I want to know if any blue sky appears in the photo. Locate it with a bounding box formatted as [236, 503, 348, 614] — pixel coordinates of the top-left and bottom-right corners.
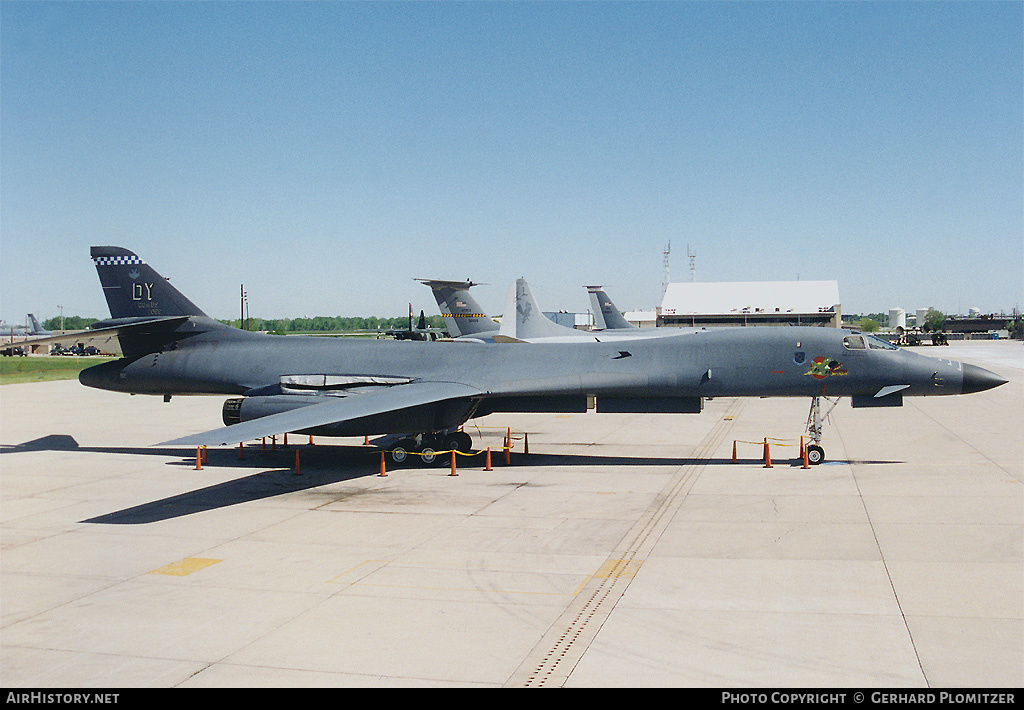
[2, 1, 1021, 323]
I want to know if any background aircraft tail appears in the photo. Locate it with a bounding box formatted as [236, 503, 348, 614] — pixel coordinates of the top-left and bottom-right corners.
[26, 314, 48, 334]
[416, 279, 494, 337]
[587, 287, 639, 330]
[91, 246, 207, 320]
[498, 278, 583, 341]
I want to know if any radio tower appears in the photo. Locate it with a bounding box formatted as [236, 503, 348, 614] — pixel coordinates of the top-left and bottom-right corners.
[662, 242, 671, 298]
[687, 244, 696, 282]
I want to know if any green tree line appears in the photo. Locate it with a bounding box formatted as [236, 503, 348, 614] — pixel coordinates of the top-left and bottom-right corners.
[221, 315, 447, 334]
[41, 316, 97, 331]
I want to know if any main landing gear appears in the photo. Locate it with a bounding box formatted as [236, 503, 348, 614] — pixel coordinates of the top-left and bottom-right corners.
[804, 396, 839, 465]
[389, 431, 473, 466]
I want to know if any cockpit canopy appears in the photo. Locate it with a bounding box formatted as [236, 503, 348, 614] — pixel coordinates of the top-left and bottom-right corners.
[844, 333, 897, 351]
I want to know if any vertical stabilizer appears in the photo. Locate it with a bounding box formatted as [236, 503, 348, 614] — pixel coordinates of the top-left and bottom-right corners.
[498, 278, 583, 341]
[416, 279, 494, 337]
[26, 314, 49, 335]
[90, 247, 206, 320]
[587, 287, 639, 330]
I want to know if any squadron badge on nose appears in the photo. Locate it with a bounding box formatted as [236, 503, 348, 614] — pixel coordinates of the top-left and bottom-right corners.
[805, 357, 847, 379]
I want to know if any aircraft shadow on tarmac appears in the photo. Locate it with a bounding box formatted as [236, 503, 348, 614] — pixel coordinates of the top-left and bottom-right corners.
[2, 435, 902, 525]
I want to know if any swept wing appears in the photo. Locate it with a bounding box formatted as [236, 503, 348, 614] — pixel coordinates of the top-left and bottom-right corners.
[160, 380, 483, 447]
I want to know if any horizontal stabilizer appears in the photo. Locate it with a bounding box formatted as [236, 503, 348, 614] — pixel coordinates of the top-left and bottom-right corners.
[4, 316, 191, 352]
[491, 334, 528, 344]
[158, 381, 483, 447]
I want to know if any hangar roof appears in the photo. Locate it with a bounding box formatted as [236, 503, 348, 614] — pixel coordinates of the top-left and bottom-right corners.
[660, 281, 840, 316]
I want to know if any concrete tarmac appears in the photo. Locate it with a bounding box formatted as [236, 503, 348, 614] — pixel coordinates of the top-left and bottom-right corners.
[1, 341, 1020, 687]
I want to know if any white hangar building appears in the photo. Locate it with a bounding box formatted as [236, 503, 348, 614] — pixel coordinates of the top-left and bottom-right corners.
[657, 280, 841, 328]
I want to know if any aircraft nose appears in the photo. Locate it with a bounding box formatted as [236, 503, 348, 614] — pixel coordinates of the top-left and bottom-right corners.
[961, 363, 1008, 394]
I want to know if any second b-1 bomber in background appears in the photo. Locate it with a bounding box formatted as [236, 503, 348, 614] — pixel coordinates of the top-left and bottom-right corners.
[72, 247, 1005, 466]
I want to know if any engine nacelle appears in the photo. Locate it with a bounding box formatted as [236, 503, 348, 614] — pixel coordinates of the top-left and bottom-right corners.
[222, 395, 324, 425]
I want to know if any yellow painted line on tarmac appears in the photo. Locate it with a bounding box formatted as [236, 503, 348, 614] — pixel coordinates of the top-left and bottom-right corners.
[149, 557, 222, 577]
[358, 581, 589, 597]
[568, 576, 592, 596]
[567, 560, 643, 595]
[593, 559, 642, 580]
[329, 559, 390, 583]
[329, 559, 642, 597]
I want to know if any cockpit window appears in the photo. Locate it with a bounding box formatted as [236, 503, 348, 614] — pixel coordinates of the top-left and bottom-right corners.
[866, 334, 897, 350]
[843, 335, 867, 350]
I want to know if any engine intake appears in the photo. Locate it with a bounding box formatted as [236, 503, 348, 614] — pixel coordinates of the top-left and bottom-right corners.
[222, 397, 243, 425]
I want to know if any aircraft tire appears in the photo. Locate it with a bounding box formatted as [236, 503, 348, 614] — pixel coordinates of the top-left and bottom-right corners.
[806, 445, 825, 466]
[443, 432, 473, 454]
[418, 446, 440, 466]
[391, 438, 418, 465]
[390, 445, 410, 465]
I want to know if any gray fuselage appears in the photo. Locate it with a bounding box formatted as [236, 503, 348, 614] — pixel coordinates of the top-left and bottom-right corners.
[80, 320, 978, 403]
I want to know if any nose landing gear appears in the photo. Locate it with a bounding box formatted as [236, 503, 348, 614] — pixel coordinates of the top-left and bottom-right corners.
[804, 396, 839, 465]
[804, 443, 825, 466]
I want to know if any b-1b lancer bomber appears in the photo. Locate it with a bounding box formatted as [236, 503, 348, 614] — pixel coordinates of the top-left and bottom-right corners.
[76, 247, 1006, 465]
